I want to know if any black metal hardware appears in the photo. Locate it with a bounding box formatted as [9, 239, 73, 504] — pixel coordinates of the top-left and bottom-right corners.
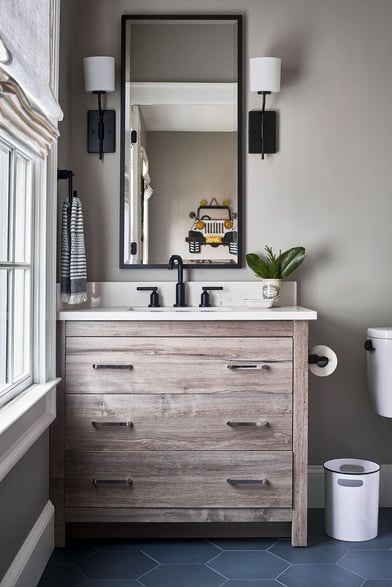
[308, 354, 329, 368]
[130, 242, 137, 255]
[248, 90, 277, 160]
[168, 255, 186, 307]
[227, 478, 268, 486]
[137, 286, 160, 307]
[227, 364, 270, 370]
[87, 91, 115, 159]
[57, 169, 74, 205]
[93, 478, 133, 486]
[92, 421, 133, 428]
[131, 130, 137, 144]
[364, 339, 376, 352]
[199, 286, 224, 307]
[92, 364, 133, 370]
[227, 420, 268, 428]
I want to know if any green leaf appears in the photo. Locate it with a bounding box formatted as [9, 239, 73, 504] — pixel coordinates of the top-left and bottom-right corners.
[279, 247, 305, 278]
[245, 253, 270, 278]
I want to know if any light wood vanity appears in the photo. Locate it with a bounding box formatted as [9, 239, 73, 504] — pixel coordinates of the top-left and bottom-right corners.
[52, 310, 314, 547]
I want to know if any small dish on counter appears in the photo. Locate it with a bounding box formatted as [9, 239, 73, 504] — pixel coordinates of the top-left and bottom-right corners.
[244, 299, 274, 308]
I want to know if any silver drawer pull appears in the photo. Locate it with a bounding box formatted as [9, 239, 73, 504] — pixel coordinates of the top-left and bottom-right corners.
[227, 478, 269, 486]
[91, 421, 133, 428]
[93, 478, 133, 486]
[227, 364, 270, 370]
[227, 420, 269, 428]
[92, 364, 133, 370]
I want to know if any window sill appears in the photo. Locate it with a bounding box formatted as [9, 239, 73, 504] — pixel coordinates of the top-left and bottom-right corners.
[0, 379, 60, 482]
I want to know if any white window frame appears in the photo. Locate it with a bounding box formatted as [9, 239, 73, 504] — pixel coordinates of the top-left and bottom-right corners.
[0, 136, 34, 408]
[0, 126, 59, 481]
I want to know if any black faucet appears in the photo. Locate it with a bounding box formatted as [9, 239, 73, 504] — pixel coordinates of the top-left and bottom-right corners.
[168, 254, 186, 307]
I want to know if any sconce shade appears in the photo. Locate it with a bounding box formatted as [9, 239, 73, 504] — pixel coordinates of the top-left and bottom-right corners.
[83, 56, 115, 93]
[250, 57, 281, 93]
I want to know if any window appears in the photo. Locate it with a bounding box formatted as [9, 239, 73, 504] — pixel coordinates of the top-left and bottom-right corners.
[0, 137, 34, 408]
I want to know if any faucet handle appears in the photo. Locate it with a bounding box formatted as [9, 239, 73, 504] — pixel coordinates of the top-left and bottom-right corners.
[199, 286, 223, 308]
[136, 286, 160, 308]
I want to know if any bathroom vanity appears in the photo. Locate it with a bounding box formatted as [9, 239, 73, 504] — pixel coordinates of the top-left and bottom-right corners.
[52, 302, 316, 547]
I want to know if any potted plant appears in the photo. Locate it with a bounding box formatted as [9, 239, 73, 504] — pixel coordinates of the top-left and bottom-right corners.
[246, 245, 305, 306]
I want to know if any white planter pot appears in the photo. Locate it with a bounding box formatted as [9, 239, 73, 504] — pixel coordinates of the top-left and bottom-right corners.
[261, 279, 282, 307]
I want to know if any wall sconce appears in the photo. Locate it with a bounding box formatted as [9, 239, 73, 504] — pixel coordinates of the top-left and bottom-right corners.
[248, 57, 281, 159]
[83, 56, 116, 160]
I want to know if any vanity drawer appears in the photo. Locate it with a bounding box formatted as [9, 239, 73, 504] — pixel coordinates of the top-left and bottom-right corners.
[66, 392, 292, 451]
[65, 451, 292, 509]
[65, 336, 292, 394]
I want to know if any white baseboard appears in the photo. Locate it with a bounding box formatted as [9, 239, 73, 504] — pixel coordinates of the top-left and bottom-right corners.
[0, 501, 54, 587]
[308, 464, 392, 508]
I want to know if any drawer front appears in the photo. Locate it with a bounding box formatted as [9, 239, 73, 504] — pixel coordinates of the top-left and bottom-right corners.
[66, 393, 292, 451]
[65, 451, 292, 508]
[65, 337, 292, 394]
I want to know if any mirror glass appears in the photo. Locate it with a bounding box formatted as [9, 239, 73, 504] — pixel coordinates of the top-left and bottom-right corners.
[120, 15, 242, 268]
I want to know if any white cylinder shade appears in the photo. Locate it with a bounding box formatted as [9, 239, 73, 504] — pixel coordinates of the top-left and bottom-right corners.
[250, 57, 281, 93]
[83, 56, 115, 92]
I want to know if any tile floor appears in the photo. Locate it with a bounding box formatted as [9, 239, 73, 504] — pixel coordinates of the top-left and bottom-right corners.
[38, 509, 392, 587]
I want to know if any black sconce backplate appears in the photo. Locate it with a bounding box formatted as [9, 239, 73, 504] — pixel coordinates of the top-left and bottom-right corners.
[248, 110, 277, 155]
[87, 110, 116, 154]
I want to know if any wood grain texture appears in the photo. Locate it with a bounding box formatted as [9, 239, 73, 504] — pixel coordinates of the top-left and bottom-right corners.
[66, 320, 294, 338]
[66, 392, 292, 451]
[65, 337, 292, 394]
[65, 450, 292, 509]
[52, 318, 310, 546]
[292, 320, 308, 547]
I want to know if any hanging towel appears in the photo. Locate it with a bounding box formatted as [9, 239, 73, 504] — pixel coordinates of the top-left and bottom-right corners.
[60, 195, 87, 304]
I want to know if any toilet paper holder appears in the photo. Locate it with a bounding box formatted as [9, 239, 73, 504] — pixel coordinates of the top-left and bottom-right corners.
[308, 353, 329, 368]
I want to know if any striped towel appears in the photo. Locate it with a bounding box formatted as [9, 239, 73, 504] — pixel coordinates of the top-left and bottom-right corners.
[60, 196, 87, 304]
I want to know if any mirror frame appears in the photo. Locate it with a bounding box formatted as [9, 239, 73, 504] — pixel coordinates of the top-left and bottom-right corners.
[119, 14, 243, 269]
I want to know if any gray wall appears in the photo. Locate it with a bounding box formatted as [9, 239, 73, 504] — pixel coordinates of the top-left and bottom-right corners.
[58, 0, 392, 466]
[0, 433, 49, 581]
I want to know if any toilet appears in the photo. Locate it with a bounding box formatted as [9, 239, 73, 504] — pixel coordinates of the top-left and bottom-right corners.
[365, 327, 392, 417]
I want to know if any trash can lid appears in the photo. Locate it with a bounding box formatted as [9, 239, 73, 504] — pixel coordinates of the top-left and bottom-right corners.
[367, 327, 392, 339]
[324, 458, 380, 475]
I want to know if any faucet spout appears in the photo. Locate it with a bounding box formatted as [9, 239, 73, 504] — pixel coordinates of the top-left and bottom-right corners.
[168, 255, 186, 307]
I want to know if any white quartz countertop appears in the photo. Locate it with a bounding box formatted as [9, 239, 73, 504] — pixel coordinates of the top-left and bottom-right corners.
[57, 306, 317, 321]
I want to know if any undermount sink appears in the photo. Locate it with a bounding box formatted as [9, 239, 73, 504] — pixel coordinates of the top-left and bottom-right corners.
[128, 306, 231, 312]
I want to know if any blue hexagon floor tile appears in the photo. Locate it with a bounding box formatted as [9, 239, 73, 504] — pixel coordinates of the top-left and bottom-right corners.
[223, 582, 279, 586]
[363, 582, 392, 587]
[142, 539, 220, 563]
[141, 564, 225, 587]
[76, 550, 156, 579]
[37, 510, 392, 587]
[48, 544, 97, 565]
[37, 564, 87, 587]
[92, 539, 151, 552]
[208, 551, 289, 580]
[82, 581, 141, 587]
[279, 563, 364, 587]
[209, 538, 277, 550]
[339, 551, 392, 579]
[269, 536, 348, 563]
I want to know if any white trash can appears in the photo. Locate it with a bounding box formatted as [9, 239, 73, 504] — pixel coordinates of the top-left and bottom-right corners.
[324, 458, 380, 541]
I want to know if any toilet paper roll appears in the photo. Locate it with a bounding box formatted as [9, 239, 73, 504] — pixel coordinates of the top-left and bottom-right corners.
[309, 345, 338, 377]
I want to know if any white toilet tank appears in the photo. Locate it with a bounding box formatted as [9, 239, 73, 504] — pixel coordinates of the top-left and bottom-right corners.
[366, 327, 392, 417]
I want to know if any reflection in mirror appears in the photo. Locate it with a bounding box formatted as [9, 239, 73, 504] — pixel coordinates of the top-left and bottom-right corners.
[120, 15, 242, 268]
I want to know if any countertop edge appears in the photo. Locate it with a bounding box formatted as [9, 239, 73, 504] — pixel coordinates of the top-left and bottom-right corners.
[57, 306, 317, 321]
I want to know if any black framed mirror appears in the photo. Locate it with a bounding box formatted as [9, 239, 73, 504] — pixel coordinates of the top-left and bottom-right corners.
[120, 14, 243, 268]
